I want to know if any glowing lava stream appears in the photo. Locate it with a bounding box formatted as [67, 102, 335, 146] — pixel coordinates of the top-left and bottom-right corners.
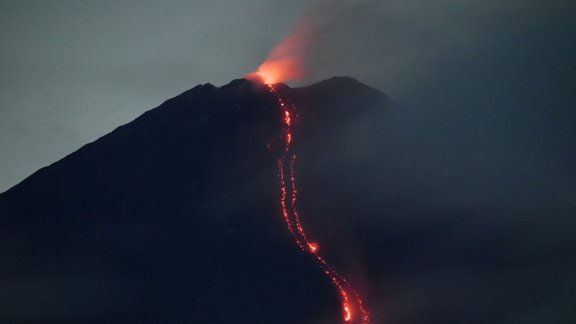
[267, 84, 370, 324]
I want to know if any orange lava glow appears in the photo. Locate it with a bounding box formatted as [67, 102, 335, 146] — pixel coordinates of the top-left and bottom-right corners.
[246, 21, 313, 84]
[344, 305, 352, 321]
[248, 58, 304, 85]
[267, 84, 371, 323]
[308, 242, 319, 253]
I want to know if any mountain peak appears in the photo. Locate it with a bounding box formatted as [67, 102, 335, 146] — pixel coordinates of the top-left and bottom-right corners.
[0, 76, 397, 322]
[296, 76, 380, 93]
[317, 75, 362, 85]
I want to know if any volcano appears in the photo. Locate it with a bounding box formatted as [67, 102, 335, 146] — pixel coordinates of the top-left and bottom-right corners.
[0, 77, 398, 323]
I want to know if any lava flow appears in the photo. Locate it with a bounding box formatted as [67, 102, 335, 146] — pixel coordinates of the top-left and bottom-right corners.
[266, 83, 371, 324]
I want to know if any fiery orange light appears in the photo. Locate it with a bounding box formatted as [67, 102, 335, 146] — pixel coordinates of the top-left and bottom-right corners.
[344, 305, 352, 322]
[308, 242, 319, 253]
[246, 21, 313, 84]
[249, 58, 304, 85]
[267, 84, 371, 323]
[284, 110, 291, 126]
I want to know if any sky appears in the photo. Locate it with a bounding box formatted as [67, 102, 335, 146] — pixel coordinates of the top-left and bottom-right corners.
[0, 0, 574, 192]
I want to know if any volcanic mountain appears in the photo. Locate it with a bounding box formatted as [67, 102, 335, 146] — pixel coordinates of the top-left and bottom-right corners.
[0, 77, 398, 323]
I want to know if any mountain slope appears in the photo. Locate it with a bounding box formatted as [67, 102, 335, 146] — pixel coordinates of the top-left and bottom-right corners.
[0, 77, 396, 323]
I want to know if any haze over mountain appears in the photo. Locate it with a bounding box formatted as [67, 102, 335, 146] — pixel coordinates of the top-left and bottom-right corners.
[1, 77, 574, 323]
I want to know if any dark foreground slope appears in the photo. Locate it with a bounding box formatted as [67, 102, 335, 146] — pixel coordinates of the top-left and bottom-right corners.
[0, 77, 396, 323]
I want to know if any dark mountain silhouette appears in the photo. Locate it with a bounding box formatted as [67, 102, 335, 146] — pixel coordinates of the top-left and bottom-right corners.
[0, 77, 397, 323]
[2, 76, 574, 324]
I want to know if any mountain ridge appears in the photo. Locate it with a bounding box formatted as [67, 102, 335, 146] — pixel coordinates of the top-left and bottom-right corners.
[0, 76, 395, 323]
[2, 76, 394, 196]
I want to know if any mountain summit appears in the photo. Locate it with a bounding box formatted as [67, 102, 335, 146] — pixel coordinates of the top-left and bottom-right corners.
[0, 77, 396, 323]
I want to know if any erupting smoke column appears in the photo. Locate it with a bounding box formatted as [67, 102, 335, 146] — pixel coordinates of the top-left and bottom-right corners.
[246, 21, 313, 85]
[266, 84, 371, 324]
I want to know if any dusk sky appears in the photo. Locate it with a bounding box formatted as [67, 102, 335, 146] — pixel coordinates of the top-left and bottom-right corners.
[2, 0, 573, 192]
